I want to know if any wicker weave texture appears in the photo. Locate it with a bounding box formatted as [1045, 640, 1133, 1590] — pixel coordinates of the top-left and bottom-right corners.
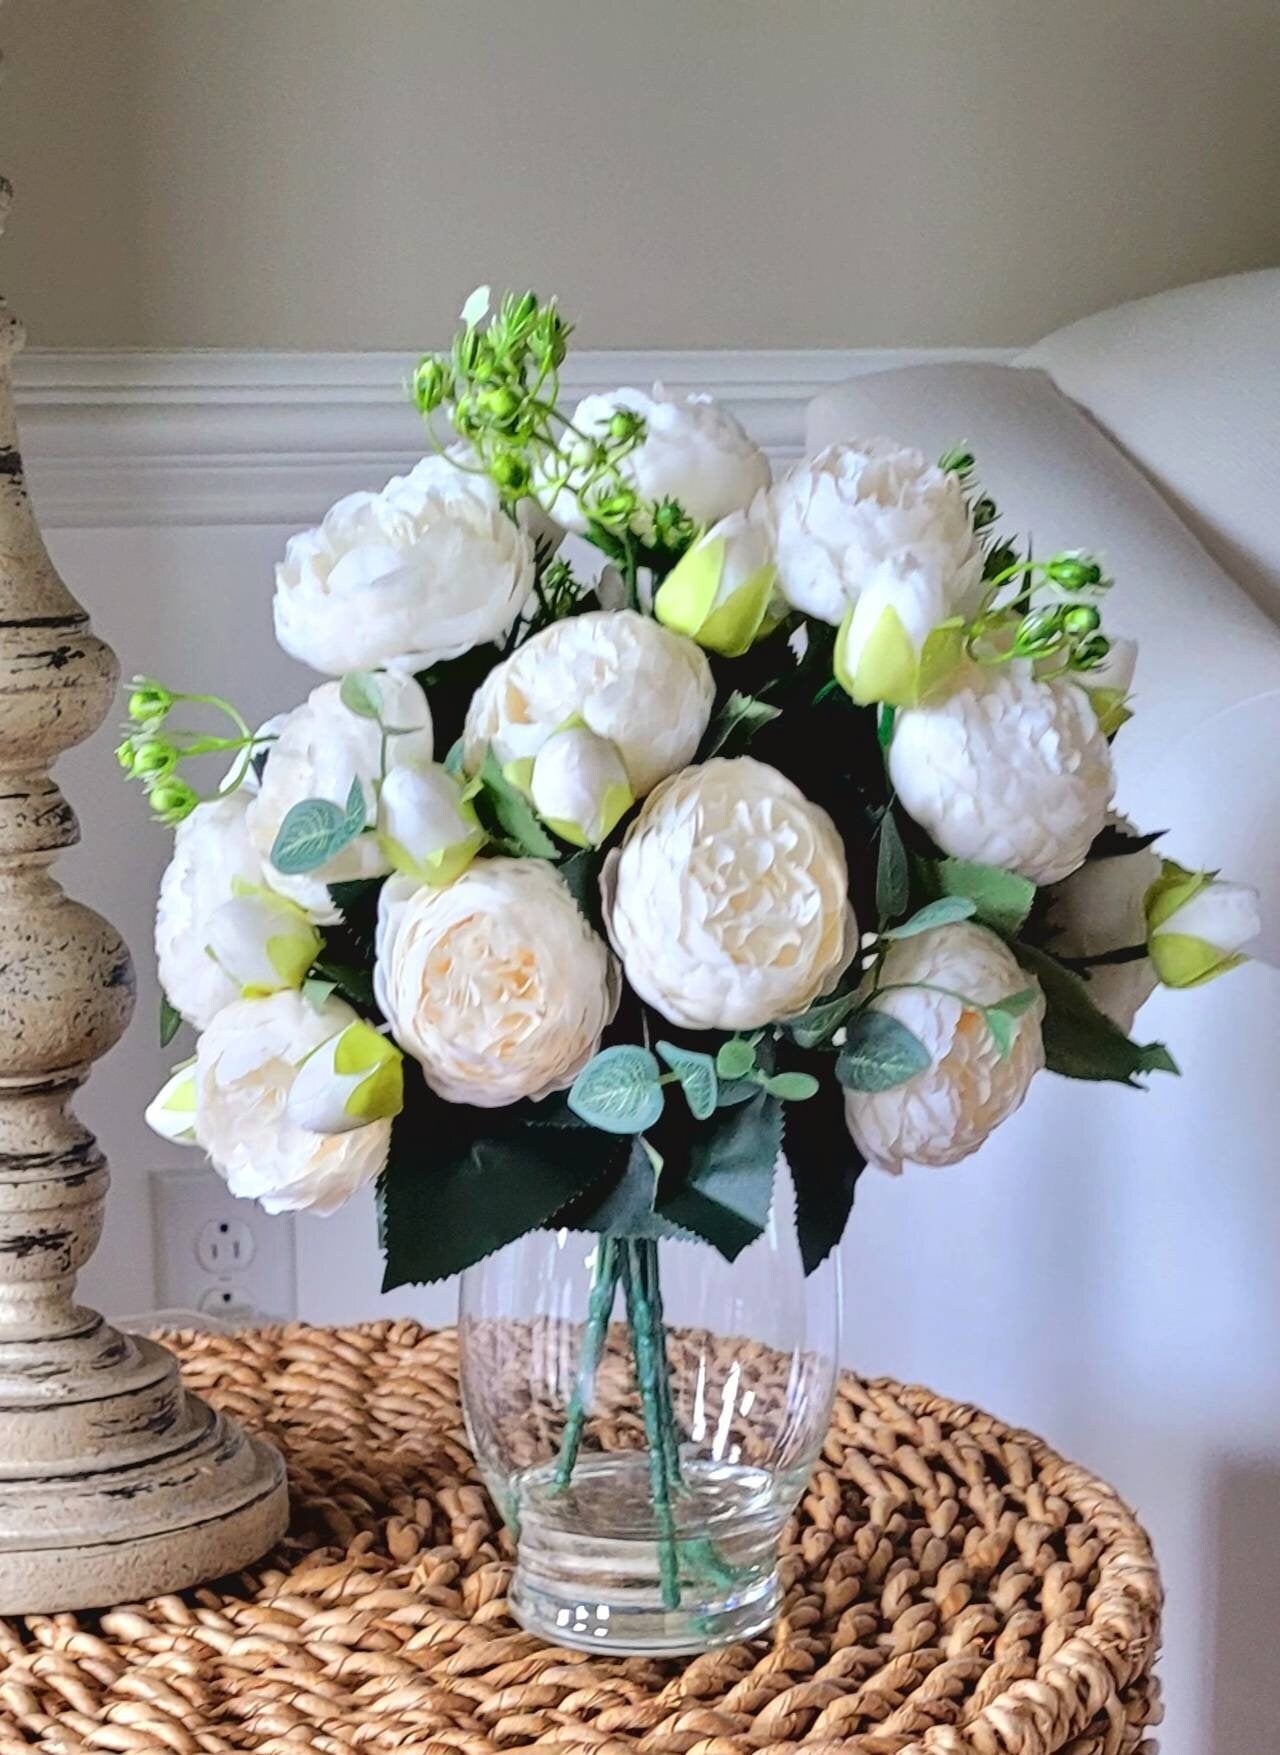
[0, 1320, 1161, 1754]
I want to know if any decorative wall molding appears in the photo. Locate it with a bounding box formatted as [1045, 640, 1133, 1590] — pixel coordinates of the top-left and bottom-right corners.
[15, 347, 1013, 529]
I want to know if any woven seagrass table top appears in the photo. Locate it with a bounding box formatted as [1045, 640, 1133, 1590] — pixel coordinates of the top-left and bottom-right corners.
[0, 1320, 1161, 1755]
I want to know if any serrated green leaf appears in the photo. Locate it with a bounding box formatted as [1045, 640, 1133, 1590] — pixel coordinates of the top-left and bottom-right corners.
[785, 1078, 867, 1274]
[700, 689, 782, 760]
[883, 895, 977, 938]
[310, 956, 375, 1010]
[568, 1045, 665, 1134]
[655, 1091, 782, 1261]
[551, 1136, 697, 1242]
[655, 1041, 718, 1120]
[339, 671, 383, 720]
[937, 858, 1036, 934]
[270, 790, 365, 875]
[764, 1071, 820, 1101]
[715, 1038, 757, 1079]
[876, 810, 909, 921]
[159, 992, 181, 1048]
[836, 1009, 932, 1092]
[1012, 941, 1178, 1083]
[478, 746, 560, 859]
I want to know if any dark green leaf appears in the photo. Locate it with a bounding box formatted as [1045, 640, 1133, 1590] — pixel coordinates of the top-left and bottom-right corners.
[159, 992, 181, 1048]
[311, 957, 375, 1010]
[836, 1009, 932, 1092]
[883, 895, 977, 938]
[937, 858, 1036, 934]
[655, 1041, 718, 1121]
[568, 1045, 664, 1133]
[784, 1075, 867, 1274]
[700, 689, 783, 760]
[655, 1090, 782, 1261]
[876, 810, 909, 921]
[560, 847, 603, 929]
[327, 877, 382, 917]
[1088, 822, 1166, 860]
[478, 746, 559, 860]
[1012, 941, 1179, 1084]
[552, 1137, 696, 1241]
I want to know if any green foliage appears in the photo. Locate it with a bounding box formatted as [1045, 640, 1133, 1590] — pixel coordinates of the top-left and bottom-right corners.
[310, 956, 375, 1012]
[784, 987, 862, 1051]
[715, 1038, 758, 1080]
[477, 747, 560, 859]
[158, 992, 181, 1049]
[836, 1010, 932, 1092]
[982, 986, 1039, 1059]
[655, 1041, 718, 1120]
[700, 689, 782, 760]
[656, 1091, 782, 1261]
[784, 1074, 868, 1274]
[936, 858, 1036, 934]
[1088, 822, 1166, 860]
[763, 1071, 819, 1101]
[883, 895, 977, 938]
[270, 777, 366, 875]
[875, 809, 909, 921]
[569, 1046, 665, 1133]
[338, 671, 383, 720]
[1013, 942, 1179, 1084]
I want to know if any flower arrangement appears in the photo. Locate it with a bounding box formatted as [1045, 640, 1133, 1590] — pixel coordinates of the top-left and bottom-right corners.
[126, 287, 1258, 1614]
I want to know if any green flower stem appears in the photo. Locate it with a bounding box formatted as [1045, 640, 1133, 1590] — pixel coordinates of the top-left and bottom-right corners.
[552, 1238, 621, 1492]
[622, 1241, 681, 1611]
[637, 1239, 683, 1488]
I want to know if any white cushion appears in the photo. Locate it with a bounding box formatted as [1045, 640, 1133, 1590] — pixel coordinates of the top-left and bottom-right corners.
[806, 360, 1280, 959]
[1020, 270, 1280, 612]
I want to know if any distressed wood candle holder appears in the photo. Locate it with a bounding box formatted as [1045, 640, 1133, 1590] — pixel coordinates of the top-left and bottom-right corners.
[0, 175, 286, 1612]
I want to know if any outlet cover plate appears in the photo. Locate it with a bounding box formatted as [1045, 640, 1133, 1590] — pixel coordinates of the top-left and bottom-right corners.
[151, 1165, 297, 1323]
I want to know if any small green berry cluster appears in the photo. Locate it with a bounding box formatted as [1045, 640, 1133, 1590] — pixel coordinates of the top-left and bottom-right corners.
[116, 677, 265, 825]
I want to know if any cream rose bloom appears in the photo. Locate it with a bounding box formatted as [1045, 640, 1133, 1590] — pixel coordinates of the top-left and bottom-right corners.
[462, 609, 714, 797]
[374, 860, 620, 1106]
[889, 661, 1115, 885]
[1044, 818, 1161, 1030]
[247, 673, 434, 921]
[155, 791, 265, 1029]
[844, 923, 1045, 1173]
[273, 454, 534, 675]
[603, 757, 854, 1031]
[541, 385, 770, 541]
[767, 438, 983, 626]
[194, 991, 391, 1215]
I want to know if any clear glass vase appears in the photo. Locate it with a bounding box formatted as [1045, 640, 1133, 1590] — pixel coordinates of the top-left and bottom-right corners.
[458, 1182, 842, 1655]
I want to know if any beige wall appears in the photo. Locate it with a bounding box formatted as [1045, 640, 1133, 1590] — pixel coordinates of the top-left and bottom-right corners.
[2, 0, 1279, 350]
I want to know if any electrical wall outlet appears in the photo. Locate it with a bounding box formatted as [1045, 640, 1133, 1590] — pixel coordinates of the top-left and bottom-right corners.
[151, 1165, 297, 1323]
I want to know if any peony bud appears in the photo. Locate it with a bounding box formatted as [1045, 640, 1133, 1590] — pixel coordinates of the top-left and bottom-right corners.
[833, 555, 966, 708]
[377, 762, 485, 887]
[653, 509, 782, 657]
[529, 724, 634, 847]
[205, 889, 323, 998]
[1145, 861, 1261, 987]
[286, 1019, 404, 1134]
[145, 1063, 199, 1145]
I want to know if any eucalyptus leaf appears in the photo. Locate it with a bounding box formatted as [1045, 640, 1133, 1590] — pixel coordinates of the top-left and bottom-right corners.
[568, 1045, 665, 1134]
[655, 1041, 718, 1121]
[836, 1009, 932, 1092]
[883, 895, 977, 938]
[1013, 941, 1179, 1084]
[764, 1071, 819, 1101]
[784, 987, 862, 1051]
[715, 1038, 757, 1079]
[701, 689, 782, 760]
[937, 858, 1036, 933]
[478, 747, 560, 860]
[339, 671, 383, 720]
[159, 992, 181, 1049]
[876, 809, 909, 921]
[270, 786, 366, 876]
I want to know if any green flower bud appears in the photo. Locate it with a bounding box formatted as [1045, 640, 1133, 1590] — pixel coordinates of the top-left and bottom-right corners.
[1062, 604, 1102, 636]
[1013, 607, 1064, 656]
[127, 679, 174, 724]
[608, 408, 645, 443]
[412, 357, 452, 414]
[148, 778, 199, 826]
[939, 447, 975, 476]
[531, 307, 569, 368]
[130, 738, 178, 779]
[651, 499, 696, 551]
[1073, 633, 1112, 671]
[592, 485, 639, 524]
[972, 496, 998, 529]
[480, 385, 524, 426]
[1047, 553, 1104, 590]
[490, 450, 531, 495]
[115, 737, 137, 772]
[453, 330, 482, 376]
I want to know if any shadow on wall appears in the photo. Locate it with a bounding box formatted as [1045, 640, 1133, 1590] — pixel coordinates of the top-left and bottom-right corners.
[1210, 1455, 1280, 1751]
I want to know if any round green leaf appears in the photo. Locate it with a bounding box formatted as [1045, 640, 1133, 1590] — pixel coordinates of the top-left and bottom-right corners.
[715, 1038, 757, 1080]
[836, 1010, 932, 1092]
[271, 796, 359, 875]
[765, 1071, 820, 1101]
[568, 1046, 664, 1134]
[655, 1040, 718, 1120]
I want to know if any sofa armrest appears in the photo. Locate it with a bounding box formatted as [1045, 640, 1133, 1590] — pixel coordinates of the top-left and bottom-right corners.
[807, 361, 1280, 951]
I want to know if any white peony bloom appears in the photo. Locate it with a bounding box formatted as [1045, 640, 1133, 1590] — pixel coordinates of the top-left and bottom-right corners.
[247, 674, 434, 921]
[194, 991, 392, 1214]
[833, 552, 967, 708]
[844, 923, 1045, 1173]
[374, 860, 620, 1106]
[541, 385, 770, 541]
[155, 791, 266, 1029]
[653, 506, 783, 657]
[529, 725, 634, 848]
[462, 609, 714, 797]
[889, 661, 1115, 885]
[145, 1062, 199, 1145]
[377, 761, 485, 887]
[273, 453, 535, 675]
[205, 889, 322, 999]
[603, 757, 854, 1032]
[767, 438, 983, 626]
[1045, 818, 1161, 1029]
[1145, 862, 1261, 988]
[285, 1017, 404, 1135]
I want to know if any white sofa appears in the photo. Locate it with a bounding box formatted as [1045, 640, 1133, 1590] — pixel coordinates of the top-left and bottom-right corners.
[809, 270, 1280, 1755]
